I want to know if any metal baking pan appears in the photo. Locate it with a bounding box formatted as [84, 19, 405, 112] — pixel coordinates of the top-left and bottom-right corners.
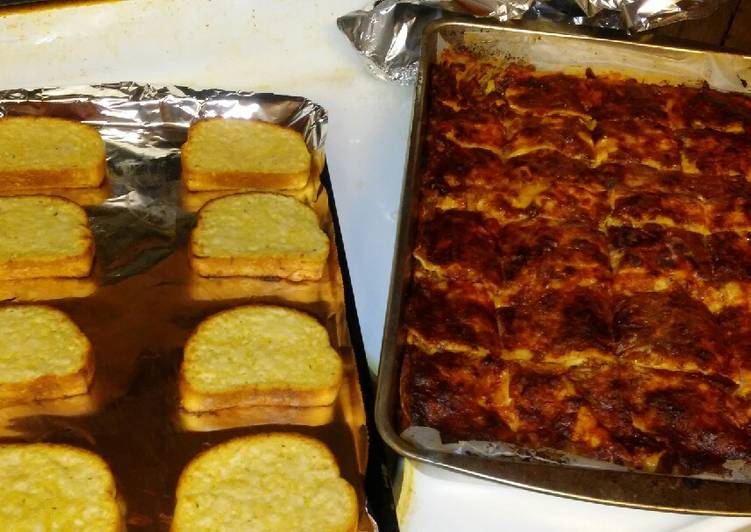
[376, 19, 751, 515]
[0, 84, 398, 531]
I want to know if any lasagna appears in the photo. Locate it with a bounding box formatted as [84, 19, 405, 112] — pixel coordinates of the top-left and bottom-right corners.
[400, 49, 751, 475]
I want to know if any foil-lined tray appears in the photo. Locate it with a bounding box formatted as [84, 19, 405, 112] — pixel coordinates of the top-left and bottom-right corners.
[376, 20, 751, 515]
[0, 84, 396, 530]
[337, 0, 731, 84]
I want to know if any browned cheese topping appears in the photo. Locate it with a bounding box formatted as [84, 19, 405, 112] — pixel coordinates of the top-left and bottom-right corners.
[401, 49, 751, 474]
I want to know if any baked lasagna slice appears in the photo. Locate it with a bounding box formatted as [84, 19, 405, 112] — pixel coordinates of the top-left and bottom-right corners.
[613, 290, 737, 382]
[702, 175, 751, 233]
[608, 224, 712, 298]
[717, 306, 751, 396]
[430, 49, 508, 113]
[402, 352, 664, 469]
[413, 209, 503, 290]
[493, 362, 664, 470]
[496, 287, 615, 367]
[622, 367, 751, 473]
[604, 164, 708, 234]
[502, 114, 594, 162]
[588, 77, 670, 125]
[405, 269, 501, 357]
[421, 146, 607, 224]
[419, 141, 505, 214]
[706, 231, 751, 311]
[400, 346, 515, 443]
[681, 129, 751, 178]
[595, 119, 681, 170]
[497, 217, 611, 304]
[669, 86, 751, 133]
[504, 64, 592, 119]
[429, 108, 506, 155]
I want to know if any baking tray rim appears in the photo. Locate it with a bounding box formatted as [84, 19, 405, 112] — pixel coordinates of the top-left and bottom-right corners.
[375, 18, 751, 516]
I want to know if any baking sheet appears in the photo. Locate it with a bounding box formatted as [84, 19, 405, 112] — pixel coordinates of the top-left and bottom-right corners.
[376, 20, 751, 514]
[0, 84, 385, 530]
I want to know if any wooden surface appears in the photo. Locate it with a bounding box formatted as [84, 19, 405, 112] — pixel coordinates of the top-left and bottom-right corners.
[651, 0, 751, 53]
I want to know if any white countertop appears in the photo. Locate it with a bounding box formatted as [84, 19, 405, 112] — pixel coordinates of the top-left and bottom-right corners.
[1, 1, 749, 529]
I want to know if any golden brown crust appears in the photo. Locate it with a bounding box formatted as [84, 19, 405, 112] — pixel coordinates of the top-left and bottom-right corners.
[0, 244, 94, 280]
[0, 180, 111, 206]
[187, 271, 324, 303]
[0, 276, 97, 302]
[182, 165, 310, 192]
[190, 252, 325, 281]
[178, 366, 341, 412]
[0, 349, 94, 405]
[0, 160, 106, 190]
[177, 403, 336, 431]
[180, 183, 316, 212]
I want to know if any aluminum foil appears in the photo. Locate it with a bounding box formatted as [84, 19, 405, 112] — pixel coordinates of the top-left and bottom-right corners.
[337, 0, 728, 83]
[0, 84, 381, 531]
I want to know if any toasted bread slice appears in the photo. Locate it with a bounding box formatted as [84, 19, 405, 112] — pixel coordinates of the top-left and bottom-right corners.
[0, 443, 121, 531]
[180, 305, 342, 411]
[181, 119, 311, 191]
[0, 180, 111, 206]
[180, 182, 316, 212]
[0, 195, 94, 280]
[172, 433, 357, 532]
[177, 403, 335, 432]
[0, 117, 105, 189]
[0, 277, 96, 303]
[190, 193, 329, 281]
[0, 305, 93, 404]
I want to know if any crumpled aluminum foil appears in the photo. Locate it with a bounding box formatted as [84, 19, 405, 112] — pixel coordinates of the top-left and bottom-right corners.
[0, 84, 327, 283]
[337, 0, 726, 83]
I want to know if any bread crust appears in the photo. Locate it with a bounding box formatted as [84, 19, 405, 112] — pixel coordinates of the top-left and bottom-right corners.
[190, 192, 329, 281]
[0, 276, 97, 302]
[179, 305, 343, 412]
[178, 367, 342, 412]
[0, 117, 106, 189]
[0, 305, 94, 404]
[187, 271, 324, 303]
[180, 184, 316, 212]
[0, 195, 95, 280]
[177, 403, 335, 431]
[172, 433, 358, 532]
[0, 244, 95, 280]
[182, 166, 310, 192]
[0, 180, 111, 206]
[190, 251, 326, 281]
[0, 162, 106, 190]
